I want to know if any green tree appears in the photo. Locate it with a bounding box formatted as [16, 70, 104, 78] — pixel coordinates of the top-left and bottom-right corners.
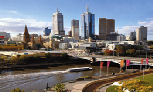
[126, 49, 136, 56]
[116, 45, 125, 56]
[54, 83, 65, 92]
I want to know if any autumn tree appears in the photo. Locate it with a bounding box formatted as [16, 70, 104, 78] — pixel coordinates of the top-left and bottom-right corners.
[104, 49, 113, 56]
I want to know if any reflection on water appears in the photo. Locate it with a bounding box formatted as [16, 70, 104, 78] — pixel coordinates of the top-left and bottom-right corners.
[0, 64, 119, 92]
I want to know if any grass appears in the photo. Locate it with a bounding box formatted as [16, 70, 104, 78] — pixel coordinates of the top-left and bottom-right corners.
[107, 73, 153, 92]
[106, 85, 118, 92]
[135, 73, 153, 86]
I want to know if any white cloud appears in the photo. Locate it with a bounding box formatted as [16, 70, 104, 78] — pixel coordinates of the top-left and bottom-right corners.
[8, 10, 19, 14]
[0, 18, 51, 37]
[117, 18, 153, 40]
[117, 26, 138, 35]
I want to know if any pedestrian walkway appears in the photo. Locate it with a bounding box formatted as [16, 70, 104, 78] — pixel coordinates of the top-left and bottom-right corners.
[65, 81, 92, 92]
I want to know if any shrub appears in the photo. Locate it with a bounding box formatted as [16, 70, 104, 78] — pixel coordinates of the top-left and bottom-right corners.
[11, 88, 24, 92]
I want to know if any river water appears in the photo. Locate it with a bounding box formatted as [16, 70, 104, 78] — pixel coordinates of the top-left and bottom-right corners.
[0, 64, 120, 92]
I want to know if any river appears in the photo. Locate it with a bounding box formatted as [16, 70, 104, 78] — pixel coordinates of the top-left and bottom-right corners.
[0, 64, 120, 92]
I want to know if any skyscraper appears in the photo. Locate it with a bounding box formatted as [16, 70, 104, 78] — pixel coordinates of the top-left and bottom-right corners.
[81, 7, 95, 39]
[71, 19, 79, 40]
[99, 18, 115, 40]
[136, 26, 147, 42]
[107, 19, 115, 34]
[99, 18, 107, 40]
[52, 9, 65, 36]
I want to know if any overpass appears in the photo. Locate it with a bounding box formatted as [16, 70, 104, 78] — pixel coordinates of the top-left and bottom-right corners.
[73, 55, 153, 66]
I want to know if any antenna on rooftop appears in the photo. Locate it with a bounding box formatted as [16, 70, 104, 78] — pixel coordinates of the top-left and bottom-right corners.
[86, 5, 89, 12]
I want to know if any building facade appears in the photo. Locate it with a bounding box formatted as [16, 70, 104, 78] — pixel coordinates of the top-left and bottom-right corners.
[117, 34, 126, 41]
[44, 27, 51, 36]
[12, 33, 24, 42]
[99, 18, 115, 40]
[106, 32, 119, 41]
[99, 18, 107, 40]
[52, 9, 65, 36]
[68, 30, 72, 37]
[71, 19, 79, 40]
[81, 8, 95, 39]
[136, 26, 147, 42]
[0, 32, 10, 41]
[129, 31, 136, 41]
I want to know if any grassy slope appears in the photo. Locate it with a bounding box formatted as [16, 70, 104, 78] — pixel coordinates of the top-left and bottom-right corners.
[107, 73, 153, 92]
[106, 85, 118, 92]
[135, 73, 153, 86]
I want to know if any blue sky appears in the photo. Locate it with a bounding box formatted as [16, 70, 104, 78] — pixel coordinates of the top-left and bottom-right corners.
[0, 0, 153, 40]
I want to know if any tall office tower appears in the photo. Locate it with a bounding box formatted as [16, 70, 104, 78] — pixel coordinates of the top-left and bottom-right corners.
[81, 7, 95, 39]
[99, 18, 115, 40]
[136, 26, 147, 42]
[52, 9, 65, 36]
[99, 18, 107, 40]
[129, 31, 136, 41]
[24, 25, 30, 43]
[107, 19, 115, 34]
[44, 27, 51, 36]
[71, 19, 79, 40]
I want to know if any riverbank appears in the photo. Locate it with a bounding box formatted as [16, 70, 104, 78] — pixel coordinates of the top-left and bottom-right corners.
[45, 69, 136, 92]
[0, 64, 121, 92]
[0, 52, 90, 72]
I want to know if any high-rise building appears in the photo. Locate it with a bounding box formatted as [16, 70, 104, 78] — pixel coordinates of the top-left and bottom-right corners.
[52, 9, 65, 36]
[81, 7, 95, 39]
[107, 19, 115, 34]
[23, 25, 30, 43]
[99, 18, 115, 40]
[44, 27, 51, 36]
[136, 26, 147, 42]
[99, 18, 107, 40]
[130, 31, 136, 41]
[71, 19, 79, 40]
[68, 30, 72, 37]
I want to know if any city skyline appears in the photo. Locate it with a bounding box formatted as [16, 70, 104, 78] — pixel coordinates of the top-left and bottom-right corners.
[0, 0, 153, 40]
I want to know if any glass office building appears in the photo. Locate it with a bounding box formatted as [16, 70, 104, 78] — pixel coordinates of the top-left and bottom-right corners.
[44, 27, 51, 36]
[81, 9, 95, 39]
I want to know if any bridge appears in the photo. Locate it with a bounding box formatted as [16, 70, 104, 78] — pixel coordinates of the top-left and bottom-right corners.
[74, 55, 153, 66]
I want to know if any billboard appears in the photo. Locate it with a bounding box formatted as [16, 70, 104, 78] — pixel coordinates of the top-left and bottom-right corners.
[0, 36, 4, 38]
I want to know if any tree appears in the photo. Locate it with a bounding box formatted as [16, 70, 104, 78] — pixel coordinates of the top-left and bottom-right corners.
[104, 49, 113, 56]
[54, 83, 65, 92]
[126, 49, 136, 56]
[116, 45, 125, 56]
[11, 88, 24, 92]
